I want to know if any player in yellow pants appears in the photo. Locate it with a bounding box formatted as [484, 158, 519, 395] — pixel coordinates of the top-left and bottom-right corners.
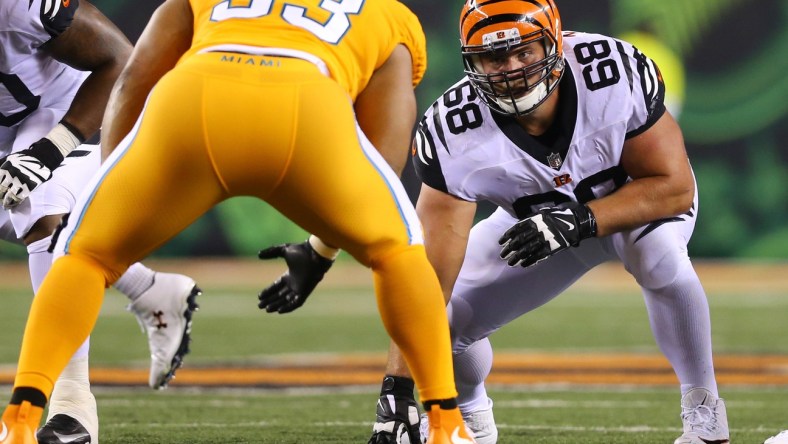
[0, 0, 475, 442]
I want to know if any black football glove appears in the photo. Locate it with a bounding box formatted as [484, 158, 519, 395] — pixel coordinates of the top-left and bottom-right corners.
[499, 202, 597, 268]
[257, 240, 334, 314]
[0, 138, 64, 209]
[368, 376, 421, 444]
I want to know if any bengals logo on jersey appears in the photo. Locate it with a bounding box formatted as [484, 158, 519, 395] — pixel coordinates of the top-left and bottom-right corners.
[552, 174, 572, 187]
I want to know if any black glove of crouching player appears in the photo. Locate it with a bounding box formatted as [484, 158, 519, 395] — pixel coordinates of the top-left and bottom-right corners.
[499, 202, 597, 268]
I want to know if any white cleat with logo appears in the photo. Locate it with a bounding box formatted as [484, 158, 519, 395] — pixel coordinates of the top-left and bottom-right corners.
[459, 400, 497, 444]
[38, 417, 93, 444]
[674, 388, 730, 444]
[127, 272, 201, 389]
[36, 368, 97, 444]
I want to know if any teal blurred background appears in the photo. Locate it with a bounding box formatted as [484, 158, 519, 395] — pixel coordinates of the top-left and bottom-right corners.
[1, 0, 785, 260]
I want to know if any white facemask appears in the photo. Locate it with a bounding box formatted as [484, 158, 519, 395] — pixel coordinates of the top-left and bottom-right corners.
[494, 81, 548, 115]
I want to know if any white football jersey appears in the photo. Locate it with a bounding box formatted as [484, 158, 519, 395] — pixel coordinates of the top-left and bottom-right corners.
[0, 0, 86, 136]
[412, 31, 666, 220]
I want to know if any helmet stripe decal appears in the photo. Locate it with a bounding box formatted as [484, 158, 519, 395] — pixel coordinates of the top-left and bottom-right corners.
[461, 0, 551, 29]
[464, 13, 543, 44]
[461, 0, 508, 26]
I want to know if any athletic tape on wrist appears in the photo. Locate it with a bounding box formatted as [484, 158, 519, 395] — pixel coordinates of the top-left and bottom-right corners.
[308, 235, 340, 260]
[45, 123, 82, 157]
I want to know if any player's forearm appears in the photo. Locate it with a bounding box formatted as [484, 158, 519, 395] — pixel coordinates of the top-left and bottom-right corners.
[43, 0, 132, 142]
[100, 0, 192, 160]
[99, 69, 155, 160]
[587, 176, 694, 237]
[60, 65, 125, 142]
[423, 226, 470, 303]
[417, 187, 476, 303]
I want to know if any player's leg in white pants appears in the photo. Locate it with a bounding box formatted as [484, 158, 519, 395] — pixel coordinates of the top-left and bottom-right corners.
[447, 208, 613, 442]
[611, 190, 718, 397]
[611, 191, 727, 444]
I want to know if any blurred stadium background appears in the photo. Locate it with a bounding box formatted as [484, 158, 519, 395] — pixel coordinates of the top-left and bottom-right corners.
[0, 1, 786, 442]
[0, 0, 785, 260]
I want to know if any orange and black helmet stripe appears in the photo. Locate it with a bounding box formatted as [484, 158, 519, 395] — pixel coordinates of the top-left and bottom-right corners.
[460, 0, 560, 47]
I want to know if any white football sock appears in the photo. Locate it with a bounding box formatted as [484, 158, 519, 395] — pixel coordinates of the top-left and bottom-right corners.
[113, 262, 155, 302]
[26, 236, 54, 293]
[48, 356, 98, 440]
[642, 268, 718, 397]
[453, 337, 495, 413]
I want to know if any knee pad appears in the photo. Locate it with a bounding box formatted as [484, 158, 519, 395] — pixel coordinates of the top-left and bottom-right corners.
[448, 297, 476, 352]
[627, 246, 691, 291]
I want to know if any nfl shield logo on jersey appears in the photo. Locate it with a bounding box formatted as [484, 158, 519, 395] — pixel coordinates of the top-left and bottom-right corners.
[547, 152, 563, 169]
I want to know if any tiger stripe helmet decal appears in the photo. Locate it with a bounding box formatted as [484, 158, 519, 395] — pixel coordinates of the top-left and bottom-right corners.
[460, 0, 562, 52]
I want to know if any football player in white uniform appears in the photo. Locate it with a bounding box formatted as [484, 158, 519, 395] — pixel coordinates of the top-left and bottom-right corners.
[258, 1, 730, 443]
[0, 0, 200, 442]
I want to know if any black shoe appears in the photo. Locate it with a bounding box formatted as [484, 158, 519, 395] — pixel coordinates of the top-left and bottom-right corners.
[36, 414, 92, 444]
[367, 376, 421, 444]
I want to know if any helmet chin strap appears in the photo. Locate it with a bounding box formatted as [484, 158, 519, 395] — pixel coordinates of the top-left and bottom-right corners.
[496, 81, 547, 115]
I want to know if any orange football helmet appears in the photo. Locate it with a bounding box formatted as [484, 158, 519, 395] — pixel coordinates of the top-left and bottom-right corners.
[459, 0, 565, 116]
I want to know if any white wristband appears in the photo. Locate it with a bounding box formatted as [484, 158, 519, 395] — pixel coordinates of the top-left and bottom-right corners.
[45, 123, 81, 157]
[308, 235, 340, 260]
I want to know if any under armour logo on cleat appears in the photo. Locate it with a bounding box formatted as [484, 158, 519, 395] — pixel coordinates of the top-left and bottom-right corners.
[0, 421, 7, 440]
[152, 311, 168, 329]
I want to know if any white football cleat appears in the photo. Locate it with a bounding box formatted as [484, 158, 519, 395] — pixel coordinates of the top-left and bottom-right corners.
[461, 400, 497, 444]
[765, 431, 788, 444]
[419, 398, 497, 444]
[37, 357, 98, 443]
[127, 272, 201, 389]
[674, 388, 730, 444]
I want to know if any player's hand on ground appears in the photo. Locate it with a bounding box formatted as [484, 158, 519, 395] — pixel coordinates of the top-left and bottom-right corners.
[368, 392, 421, 444]
[0, 138, 64, 209]
[499, 203, 597, 268]
[257, 241, 334, 314]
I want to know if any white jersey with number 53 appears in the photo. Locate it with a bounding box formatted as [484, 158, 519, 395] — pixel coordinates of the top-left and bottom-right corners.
[412, 31, 667, 220]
